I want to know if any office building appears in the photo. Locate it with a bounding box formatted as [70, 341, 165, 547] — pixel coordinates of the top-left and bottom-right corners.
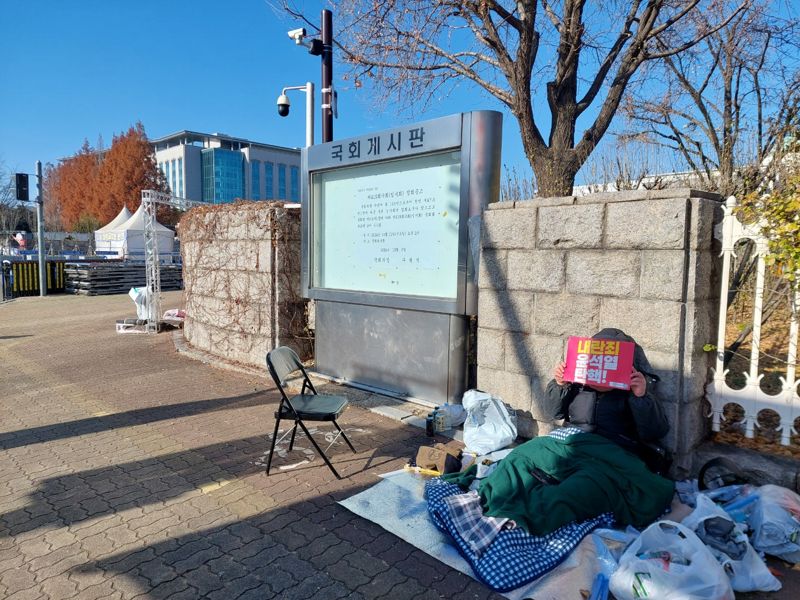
[151, 131, 301, 204]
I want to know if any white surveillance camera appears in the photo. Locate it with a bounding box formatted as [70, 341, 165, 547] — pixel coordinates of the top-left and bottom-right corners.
[287, 28, 307, 44]
[277, 93, 291, 117]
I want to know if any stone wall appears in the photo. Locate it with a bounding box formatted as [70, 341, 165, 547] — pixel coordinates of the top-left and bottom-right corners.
[477, 189, 722, 472]
[180, 202, 310, 368]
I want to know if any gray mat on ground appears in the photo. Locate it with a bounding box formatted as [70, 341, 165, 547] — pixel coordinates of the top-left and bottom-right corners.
[338, 470, 600, 600]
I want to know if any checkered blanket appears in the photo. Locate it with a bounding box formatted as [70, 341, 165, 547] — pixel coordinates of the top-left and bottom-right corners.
[425, 478, 615, 592]
[442, 490, 511, 556]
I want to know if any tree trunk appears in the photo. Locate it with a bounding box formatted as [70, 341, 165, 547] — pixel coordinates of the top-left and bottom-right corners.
[514, 111, 578, 197]
[533, 151, 578, 197]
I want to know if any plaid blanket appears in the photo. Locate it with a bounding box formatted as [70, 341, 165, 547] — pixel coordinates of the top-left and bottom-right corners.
[442, 490, 511, 556]
[425, 478, 614, 592]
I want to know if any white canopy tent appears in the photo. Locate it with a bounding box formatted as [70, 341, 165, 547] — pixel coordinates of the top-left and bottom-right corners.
[94, 204, 174, 258]
[94, 205, 132, 253]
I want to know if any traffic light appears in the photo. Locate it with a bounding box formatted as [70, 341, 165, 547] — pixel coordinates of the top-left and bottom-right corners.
[15, 173, 29, 202]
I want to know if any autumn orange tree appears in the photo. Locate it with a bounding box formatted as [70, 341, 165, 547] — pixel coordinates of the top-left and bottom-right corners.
[47, 122, 169, 230]
[48, 140, 101, 230]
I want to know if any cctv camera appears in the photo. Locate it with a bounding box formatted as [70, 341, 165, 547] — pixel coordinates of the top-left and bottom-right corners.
[277, 94, 291, 117]
[287, 28, 306, 43]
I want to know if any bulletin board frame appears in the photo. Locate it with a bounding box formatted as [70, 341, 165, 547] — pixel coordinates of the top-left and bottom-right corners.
[301, 111, 502, 316]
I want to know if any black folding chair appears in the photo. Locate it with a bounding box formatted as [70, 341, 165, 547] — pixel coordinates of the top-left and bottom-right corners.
[265, 346, 356, 479]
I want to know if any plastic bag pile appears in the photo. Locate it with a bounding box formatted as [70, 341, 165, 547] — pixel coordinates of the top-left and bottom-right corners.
[603, 482, 800, 599]
[461, 390, 517, 456]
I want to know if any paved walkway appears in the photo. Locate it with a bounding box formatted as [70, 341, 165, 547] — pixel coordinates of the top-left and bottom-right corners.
[0, 292, 501, 600]
[4, 293, 800, 600]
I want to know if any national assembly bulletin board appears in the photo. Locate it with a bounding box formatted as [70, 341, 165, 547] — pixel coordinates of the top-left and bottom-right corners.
[302, 111, 502, 315]
[300, 111, 502, 405]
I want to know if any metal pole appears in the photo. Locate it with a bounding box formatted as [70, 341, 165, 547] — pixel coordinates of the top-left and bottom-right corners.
[36, 161, 46, 297]
[306, 81, 315, 147]
[321, 9, 333, 142]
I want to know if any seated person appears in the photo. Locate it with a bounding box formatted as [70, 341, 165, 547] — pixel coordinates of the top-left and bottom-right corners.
[548, 327, 670, 469]
[443, 328, 674, 537]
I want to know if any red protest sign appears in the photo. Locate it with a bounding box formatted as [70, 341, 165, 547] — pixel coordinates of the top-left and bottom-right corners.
[563, 336, 635, 390]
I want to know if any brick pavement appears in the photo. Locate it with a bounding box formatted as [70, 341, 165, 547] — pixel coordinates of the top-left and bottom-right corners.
[0, 293, 503, 600]
[5, 293, 800, 600]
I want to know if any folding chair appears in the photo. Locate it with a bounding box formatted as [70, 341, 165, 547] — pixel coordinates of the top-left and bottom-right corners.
[265, 346, 356, 479]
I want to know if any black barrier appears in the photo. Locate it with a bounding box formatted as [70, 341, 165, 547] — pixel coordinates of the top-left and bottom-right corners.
[4, 261, 66, 298]
[1, 262, 11, 301]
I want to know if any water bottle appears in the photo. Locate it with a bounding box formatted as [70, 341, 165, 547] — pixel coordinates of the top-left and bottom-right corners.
[425, 414, 435, 437]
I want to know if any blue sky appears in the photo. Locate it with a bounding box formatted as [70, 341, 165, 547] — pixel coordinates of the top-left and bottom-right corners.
[0, 0, 530, 179]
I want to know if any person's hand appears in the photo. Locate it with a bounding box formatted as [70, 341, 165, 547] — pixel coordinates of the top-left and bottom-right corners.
[630, 369, 647, 397]
[554, 361, 567, 386]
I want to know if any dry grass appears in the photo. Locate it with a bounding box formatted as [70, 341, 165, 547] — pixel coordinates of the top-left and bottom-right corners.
[718, 268, 798, 456]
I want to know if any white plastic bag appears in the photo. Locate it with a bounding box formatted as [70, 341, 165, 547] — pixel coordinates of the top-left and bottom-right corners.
[591, 527, 640, 579]
[609, 520, 735, 600]
[461, 390, 517, 455]
[749, 484, 800, 563]
[128, 287, 149, 320]
[438, 402, 467, 428]
[682, 494, 781, 592]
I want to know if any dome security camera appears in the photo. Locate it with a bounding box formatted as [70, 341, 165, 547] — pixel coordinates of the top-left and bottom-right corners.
[277, 94, 291, 117]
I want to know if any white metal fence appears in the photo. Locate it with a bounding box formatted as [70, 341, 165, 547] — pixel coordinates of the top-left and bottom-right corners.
[707, 196, 800, 444]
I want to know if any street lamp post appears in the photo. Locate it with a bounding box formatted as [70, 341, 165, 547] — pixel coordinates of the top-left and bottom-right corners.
[277, 82, 315, 147]
[35, 161, 45, 296]
[286, 9, 335, 143]
[320, 9, 333, 143]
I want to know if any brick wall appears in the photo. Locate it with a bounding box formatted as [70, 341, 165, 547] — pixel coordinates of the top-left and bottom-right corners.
[180, 202, 310, 368]
[477, 189, 723, 472]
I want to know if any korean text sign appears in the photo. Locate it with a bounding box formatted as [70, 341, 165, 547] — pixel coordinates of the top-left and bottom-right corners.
[563, 336, 635, 390]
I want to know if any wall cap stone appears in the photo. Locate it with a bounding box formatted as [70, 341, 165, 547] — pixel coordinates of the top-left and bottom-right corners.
[495, 188, 722, 207]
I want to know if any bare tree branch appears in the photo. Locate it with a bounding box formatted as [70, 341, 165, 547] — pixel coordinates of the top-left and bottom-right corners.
[292, 0, 758, 196]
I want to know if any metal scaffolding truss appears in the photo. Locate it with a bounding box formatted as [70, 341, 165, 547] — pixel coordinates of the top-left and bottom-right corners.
[141, 190, 203, 333]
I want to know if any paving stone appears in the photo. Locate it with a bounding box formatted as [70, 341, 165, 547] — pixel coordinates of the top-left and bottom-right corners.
[100, 548, 157, 575]
[108, 572, 151, 598]
[204, 574, 263, 600]
[38, 575, 80, 598]
[396, 550, 448, 587]
[1, 566, 38, 594]
[4, 586, 45, 600]
[356, 567, 409, 599]
[234, 584, 276, 600]
[310, 580, 365, 600]
[175, 565, 225, 597]
[70, 580, 117, 600]
[33, 548, 90, 582]
[204, 555, 249, 582]
[79, 533, 116, 556]
[228, 535, 277, 561]
[135, 557, 178, 587]
[171, 546, 224, 574]
[239, 544, 290, 570]
[0, 551, 25, 574]
[133, 575, 189, 599]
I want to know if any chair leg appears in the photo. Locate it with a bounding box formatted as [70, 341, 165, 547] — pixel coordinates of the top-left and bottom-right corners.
[334, 420, 357, 453]
[288, 421, 298, 451]
[266, 416, 282, 475]
[297, 420, 341, 479]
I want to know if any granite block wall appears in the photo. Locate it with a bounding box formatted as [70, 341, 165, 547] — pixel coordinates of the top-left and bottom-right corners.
[477, 189, 723, 472]
[180, 202, 310, 368]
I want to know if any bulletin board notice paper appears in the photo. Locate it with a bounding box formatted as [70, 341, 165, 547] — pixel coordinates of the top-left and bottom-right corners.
[312, 151, 461, 299]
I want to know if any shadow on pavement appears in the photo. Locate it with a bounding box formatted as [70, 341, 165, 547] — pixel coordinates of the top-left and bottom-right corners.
[0, 391, 270, 451]
[66, 484, 496, 600]
[0, 421, 413, 539]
